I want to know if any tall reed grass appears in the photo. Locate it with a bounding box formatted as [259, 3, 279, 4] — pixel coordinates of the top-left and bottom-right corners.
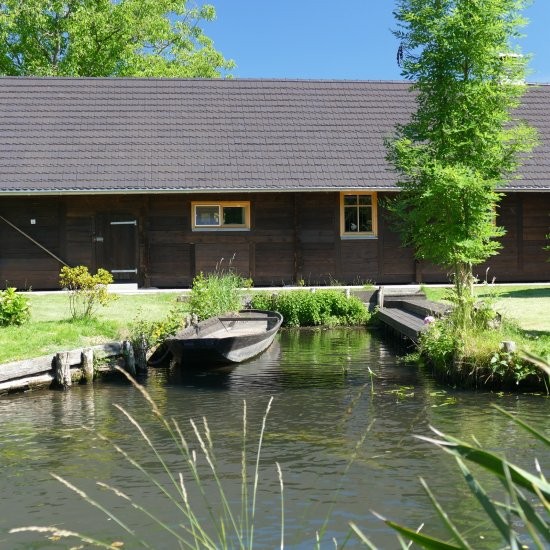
[11, 369, 283, 549]
[10, 367, 549, 548]
[188, 269, 249, 321]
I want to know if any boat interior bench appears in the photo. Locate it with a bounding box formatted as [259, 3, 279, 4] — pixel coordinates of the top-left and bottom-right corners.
[218, 316, 277, 322]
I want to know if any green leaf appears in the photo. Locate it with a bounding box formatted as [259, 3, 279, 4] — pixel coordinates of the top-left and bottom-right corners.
[455, 458, 522, 547]
[418, 428, 550, 500]
[383, 520, 462, 550]
[348, 523, 381, 550]
[492, 405, 550, 447]
[419, 478, 473, 549]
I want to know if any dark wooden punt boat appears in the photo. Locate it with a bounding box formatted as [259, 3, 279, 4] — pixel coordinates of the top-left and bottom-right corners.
[165, 310, 283, 367]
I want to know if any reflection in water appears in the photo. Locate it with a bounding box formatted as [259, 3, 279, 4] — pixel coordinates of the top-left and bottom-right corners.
[0, 329, 548, 549]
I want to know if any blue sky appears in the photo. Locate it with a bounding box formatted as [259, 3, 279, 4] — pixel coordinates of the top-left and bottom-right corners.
[206, 1, 550, 82]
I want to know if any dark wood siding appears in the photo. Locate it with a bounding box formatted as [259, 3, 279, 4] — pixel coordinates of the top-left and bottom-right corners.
[475, 193, 550, 282]
[0, 198, 64, 289]
[0, 191, 548, 289]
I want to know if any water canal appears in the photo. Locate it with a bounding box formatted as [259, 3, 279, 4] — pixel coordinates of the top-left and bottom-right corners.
[0, 329, 548, 549]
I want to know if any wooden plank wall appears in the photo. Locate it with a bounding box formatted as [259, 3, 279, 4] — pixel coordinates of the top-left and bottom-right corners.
[476, 193, 550, 282]
[0, 191, 548, 289]
[0, 198, 64, 289]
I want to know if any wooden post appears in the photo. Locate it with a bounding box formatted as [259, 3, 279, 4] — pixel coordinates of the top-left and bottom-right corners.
[377, 286, 385, 308]
[54, 351, 72, 389]
[81, 348, 94, 383]
[136, 337, 148, 376]
[122, 340, 136, 376]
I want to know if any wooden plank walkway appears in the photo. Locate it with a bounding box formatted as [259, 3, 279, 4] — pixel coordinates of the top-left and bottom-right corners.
[376, 290, 448, 344]
[378, 307, 427, 343]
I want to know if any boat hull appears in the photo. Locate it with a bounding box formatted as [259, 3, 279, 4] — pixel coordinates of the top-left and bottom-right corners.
[166, 310, 283, 368]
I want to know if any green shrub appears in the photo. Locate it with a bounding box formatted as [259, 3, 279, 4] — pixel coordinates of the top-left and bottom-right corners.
[130, 304, 187, 352]
[250, 289, 370, 327]
[0, 287, 30, 326]
[188, 271, 248, 321]
[59, 265, 115, 319]
[418, 299, 548, 389]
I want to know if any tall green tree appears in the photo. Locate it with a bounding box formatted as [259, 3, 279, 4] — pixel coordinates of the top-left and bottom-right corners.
[0, 0, 234, 77]
[387, 0, 537, 307]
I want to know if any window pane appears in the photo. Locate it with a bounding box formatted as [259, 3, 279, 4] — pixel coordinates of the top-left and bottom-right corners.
[195, 205, 219, 226]
[344, 207, 359, 232]
[358, 195, 372, 206]
[344, 194, 358, 206]
[358, 206, 372, 232]
[223, 206, 245, 225]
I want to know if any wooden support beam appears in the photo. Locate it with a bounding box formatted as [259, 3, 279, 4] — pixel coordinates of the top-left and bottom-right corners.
[54, 351, 72, 389]
[81, 348, 94, 383]
[122, 340, 136, 376]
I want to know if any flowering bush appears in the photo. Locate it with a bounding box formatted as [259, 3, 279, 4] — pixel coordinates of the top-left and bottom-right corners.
[59, 266, 115, 319]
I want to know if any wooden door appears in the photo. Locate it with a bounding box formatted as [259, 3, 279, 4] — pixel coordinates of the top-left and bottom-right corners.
[101, 216, 138, 282]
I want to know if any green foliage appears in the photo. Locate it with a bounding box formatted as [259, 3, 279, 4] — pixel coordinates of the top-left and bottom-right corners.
[250, 289, 371, 327]
[387, 0, 537, 312]
[0, 0, 234, 78]
[129, 304, 186, 352]
[59, 265, 115, 319]
[418, 290, 548, 389]
[353, 403, 550, 549]
[188, 271, 247, 321]
[387, 164, 506, 268]
[0, 287, 30, 326]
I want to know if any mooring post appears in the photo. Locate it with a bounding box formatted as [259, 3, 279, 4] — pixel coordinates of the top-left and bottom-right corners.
[122, 340, 136, 376]
[81, 348, 94, 383]
[136, 337, 148, 376]
[377, 286, 385, 308]
[54, 351, 72, 389]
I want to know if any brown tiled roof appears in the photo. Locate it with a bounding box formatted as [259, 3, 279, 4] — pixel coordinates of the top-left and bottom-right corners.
[0, 77, 548, 194]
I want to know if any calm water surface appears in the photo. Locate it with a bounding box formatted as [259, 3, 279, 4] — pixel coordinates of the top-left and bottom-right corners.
[0, 329, 548, 549]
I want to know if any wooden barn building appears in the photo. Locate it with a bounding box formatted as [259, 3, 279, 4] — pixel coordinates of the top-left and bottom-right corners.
[0, 77, 548, 289]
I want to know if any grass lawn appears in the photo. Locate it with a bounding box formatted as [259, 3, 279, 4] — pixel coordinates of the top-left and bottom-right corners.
[0, 292, 184, 363]
[423, 285, 550, 331]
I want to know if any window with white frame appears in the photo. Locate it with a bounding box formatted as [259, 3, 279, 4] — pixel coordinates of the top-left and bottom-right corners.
[192, 201, 250, 230]
[340, 192, 377, 237]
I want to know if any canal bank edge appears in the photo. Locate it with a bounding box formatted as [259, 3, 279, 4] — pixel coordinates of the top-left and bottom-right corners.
[0, 342, 136, 395]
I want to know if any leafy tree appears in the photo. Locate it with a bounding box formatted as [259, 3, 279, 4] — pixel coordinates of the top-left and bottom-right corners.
[387, 0, 537, 312]
[0, 0, 233, 77]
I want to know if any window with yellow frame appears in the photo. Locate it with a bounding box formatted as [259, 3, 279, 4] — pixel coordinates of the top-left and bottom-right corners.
[191, 201, 250, 230]
[340, 192, 378, 237]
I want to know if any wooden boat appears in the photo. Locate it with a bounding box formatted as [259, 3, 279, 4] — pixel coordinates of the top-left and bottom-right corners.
[165, 310, 283, 367]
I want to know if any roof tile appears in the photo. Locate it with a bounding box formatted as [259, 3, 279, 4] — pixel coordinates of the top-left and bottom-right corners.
[0, 78, 548, 193]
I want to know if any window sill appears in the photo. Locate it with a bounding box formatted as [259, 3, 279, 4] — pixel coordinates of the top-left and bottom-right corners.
[192, 227, 250, 232]
[340, 234, 378, 240]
